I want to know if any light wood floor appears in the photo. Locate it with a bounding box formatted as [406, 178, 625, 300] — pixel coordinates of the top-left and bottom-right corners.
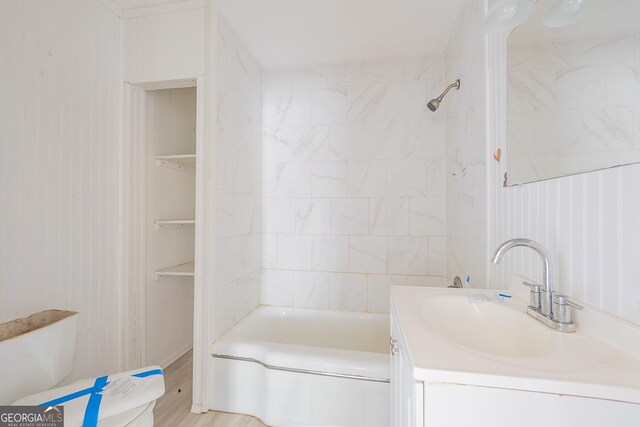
[154, 350, 268, 427]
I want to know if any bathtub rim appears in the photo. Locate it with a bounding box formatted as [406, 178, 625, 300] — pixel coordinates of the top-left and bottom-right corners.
[211, 305, 391, 382]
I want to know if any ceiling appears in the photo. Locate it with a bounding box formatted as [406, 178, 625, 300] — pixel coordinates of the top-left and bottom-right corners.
[217, 0, 466, 69]
[112, 0, 466, 68]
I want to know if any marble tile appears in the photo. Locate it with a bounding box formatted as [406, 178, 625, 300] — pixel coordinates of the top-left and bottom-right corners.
[580, 107, 634, 152]
[263, 162, 311, 198]
[367, 274, 406, 313]
[332, 199, 370, 235]
[508, 68, 558, 113]
[311, 88, 348, 124]
[348, 236, 388, 274]
[508, 39, 580, 71]
[347, 84, 387, 122]
[429, 236, 445, 276]
[328, 123, 366, 160]
[386, 159, 427, 197]
[507, 113, 534, 155]
[311, 161, 348, 197]
[330, 273, 366, 311]
[276, 235, 312, 270]
[580, 33, 635, 66]
[605, 63, 640, 108]
[294, 271, 330, 309]
[264, 68, 292, 92]
[215, 280, 238, 334]
[405, 118, 445, 158]
[264, 127, 295, 162]
[556, 65, 607, 110]
[292, 64, 329, 90]
[328, 61, 365, 87]
[365, 121, 405, 159]
[388, 236, 429, 275]
[409, 197, 445, 236]
[370, 198, 409, 236]
[365, 58, 404, 83]
[263, 91, 311, 127]
[237, 271, 261, 317]
[348, 160, 386, 197]
[295, 199, 332, 235]
[404, 54, 443, 81]
[311, 235, 349, 272]
[261, 269, 294, 306]
[293, 126, 329, 161]
[425, 157, 445, 197]
[263, 198, 295, 234]
[406, 275, 447, 287]
[386, 80, 427, 120]
[262, 234, 278, 269]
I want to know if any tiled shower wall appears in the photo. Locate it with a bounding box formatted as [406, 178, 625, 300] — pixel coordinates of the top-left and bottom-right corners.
[215, 14, 263, 337]
[261, 56, 447, 313]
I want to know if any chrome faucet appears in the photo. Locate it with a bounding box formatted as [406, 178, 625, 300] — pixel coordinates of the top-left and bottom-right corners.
[492, 238, 582, 333]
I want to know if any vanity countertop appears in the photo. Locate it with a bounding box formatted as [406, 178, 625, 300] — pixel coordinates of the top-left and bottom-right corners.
[391, 284, 640, 404]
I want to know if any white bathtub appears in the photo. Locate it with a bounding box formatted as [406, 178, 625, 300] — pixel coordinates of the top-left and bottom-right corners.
[211, 306, 390, 427]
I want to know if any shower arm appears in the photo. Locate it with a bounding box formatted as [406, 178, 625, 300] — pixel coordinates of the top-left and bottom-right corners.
[434, 79, 460, 102]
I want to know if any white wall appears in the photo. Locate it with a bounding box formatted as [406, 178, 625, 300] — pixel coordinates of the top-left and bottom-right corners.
[214, 13, 263, 338]
[0, 0, 120, 381]
[261, 55, 447, 314]
[145, 88, 196, 367]
[444, 0, 489, 289]
[123, 6, 206, 82]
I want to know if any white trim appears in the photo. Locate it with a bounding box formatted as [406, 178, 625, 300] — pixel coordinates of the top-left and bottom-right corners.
[122, 0, 208, 19]
[191, 74, 211, 412]
[120, 76, 210, 411]
[97, 0, 123, 18]
[485, 28, 509, 288]
[120, 83, 148, 370]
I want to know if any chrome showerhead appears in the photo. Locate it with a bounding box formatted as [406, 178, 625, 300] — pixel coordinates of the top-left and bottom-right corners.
[427, 79, 461, 112]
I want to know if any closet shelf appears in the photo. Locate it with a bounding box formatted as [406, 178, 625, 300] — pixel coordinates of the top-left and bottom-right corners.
[154, 219, 195, 230]
[155, 154, 196, 173]
[154, 262, 194, 280]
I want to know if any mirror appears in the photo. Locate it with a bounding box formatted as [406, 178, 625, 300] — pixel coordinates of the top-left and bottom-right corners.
[507, 0, 640, 185]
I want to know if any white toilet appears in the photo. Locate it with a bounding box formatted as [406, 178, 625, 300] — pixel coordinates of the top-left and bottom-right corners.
[0, 309, 165, 427]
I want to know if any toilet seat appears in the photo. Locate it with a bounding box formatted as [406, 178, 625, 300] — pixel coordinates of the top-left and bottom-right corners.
[12, 366, 164, 427]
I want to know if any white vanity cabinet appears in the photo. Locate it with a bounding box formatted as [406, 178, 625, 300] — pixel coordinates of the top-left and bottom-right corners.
[390, 307, 423, 427]
[390, 287, 640, 427]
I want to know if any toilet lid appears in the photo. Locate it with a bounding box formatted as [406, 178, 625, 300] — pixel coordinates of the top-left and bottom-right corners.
[12, 366, 165, 427]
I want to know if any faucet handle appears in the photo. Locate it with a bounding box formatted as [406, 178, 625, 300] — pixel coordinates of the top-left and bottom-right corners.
[521, 281, 542, 311]
[553, 294, 583, 310]
[552, 294, 583, 325]
[522, 281, 541, 291]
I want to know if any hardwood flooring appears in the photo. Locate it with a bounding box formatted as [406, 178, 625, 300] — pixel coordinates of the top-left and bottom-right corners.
[153, 350, 268, 427]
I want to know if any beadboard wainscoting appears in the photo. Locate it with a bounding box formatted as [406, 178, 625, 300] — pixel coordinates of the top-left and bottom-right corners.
[0, 0, 121, 382]
[261, 55, 448, 313]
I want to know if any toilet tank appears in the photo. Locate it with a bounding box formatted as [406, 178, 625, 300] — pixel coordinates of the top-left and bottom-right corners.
[0, 310, 79, 404]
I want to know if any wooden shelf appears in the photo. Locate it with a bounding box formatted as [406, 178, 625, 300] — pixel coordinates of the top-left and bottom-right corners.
[155, 154, 196, 173]
[155, 262, 194, 280]
[154, 219, 195, 230]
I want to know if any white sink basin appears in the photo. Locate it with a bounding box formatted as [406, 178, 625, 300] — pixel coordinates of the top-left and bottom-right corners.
[418, 293, 553, 358]
[392, 285, 640, 404]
